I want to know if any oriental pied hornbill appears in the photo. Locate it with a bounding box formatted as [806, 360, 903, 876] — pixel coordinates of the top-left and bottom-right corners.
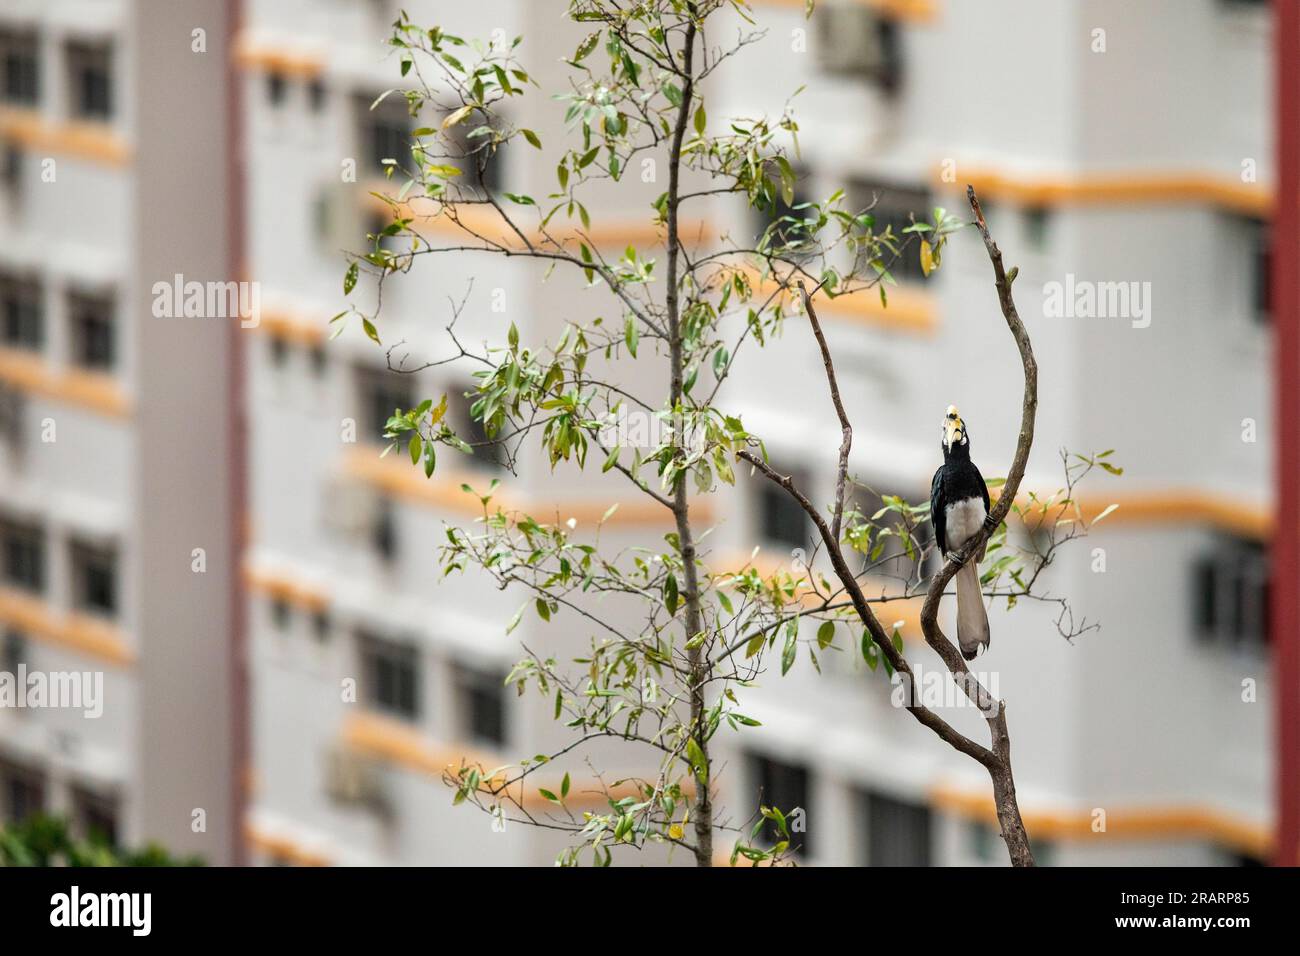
[930, 405, 995, 660]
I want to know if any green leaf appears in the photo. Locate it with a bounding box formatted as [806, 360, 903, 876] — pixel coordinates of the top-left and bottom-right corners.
[624, 315, 639, 357]
[536, 598, 550, 621]
[686, 737, 708, 781]
[343, 262, 358, 295]
[781, 629, 797, 675]
[693, 104, 706, 135]
[664, 574, 679, 615]
[408, 434, 421, 465]
[521, 128, 542, 149]
[561, 772, 571, 798]
[816, 620, 834, 649]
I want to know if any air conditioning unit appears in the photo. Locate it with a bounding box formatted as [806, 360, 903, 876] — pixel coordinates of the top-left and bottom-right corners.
[323, 747, 391, 817]
[321, 478, 380, 537]
[816, 3, 902, 91]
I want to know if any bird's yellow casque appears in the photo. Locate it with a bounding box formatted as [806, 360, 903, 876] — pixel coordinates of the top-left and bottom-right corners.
[943, 404, 965, 449]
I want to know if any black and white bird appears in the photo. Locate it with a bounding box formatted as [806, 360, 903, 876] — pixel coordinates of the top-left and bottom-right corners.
[930, 405, 992, 660]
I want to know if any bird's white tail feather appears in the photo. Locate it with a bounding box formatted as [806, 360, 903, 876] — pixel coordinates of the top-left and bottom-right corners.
[955, 561, 990, 660]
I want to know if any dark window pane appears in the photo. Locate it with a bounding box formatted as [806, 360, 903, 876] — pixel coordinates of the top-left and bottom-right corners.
[357, 366, 415, 445]
[750, 753, 811, 856]
[863, 790, 931, 866]
[0, 31, 39, 106]
[2, 630, 25, 673]
[372, 497, 397, 562]
[267, 72, 286, 106]
[448, 386, 503, 471]
[759, 465, 809, 551]
[849, 180, 932, 284]
[67, 42, 112, 120]
[1, 518, 45, 592]
[71, 541, 117, 616]
[1, 760, 45, 824]
[1190, 536, 1270, 648]
[455, 664, 506, 747]
[356, 92, 410, 174]
[74, 788, 118, 847]
[1, 274, 43, 351]
[360, 633, 420, 720]
[68, 291, 115, 370]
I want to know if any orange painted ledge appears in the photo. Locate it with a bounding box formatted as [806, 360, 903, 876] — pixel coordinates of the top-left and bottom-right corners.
[343, 447, 710, 528]
[243, 567, 330, 614]
[0, 108, 132, 167]
[743, 267, 937, 336]
[343, 711, 499, 779]
[366, 189, 713, 251]
[244, 822, 332, 867]
[342, 711, 670, 811]
[941, 165, 1271, 218]
[1020, 489, 1270, 541]
[0, 587, 134, 666]
[0, 347, 132, 419]
[255, 308, 326, 347]
[233, 35, 325, 79]
[752, 0, 938, 23]
[932, 783, 1271, 858]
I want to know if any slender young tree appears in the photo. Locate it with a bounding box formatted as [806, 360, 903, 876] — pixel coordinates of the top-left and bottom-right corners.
[338, 0, 1118, 866]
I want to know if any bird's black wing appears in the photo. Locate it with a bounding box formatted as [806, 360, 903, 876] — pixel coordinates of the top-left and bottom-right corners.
[971, 461, 990, 514]
[930, 465, 947, 557]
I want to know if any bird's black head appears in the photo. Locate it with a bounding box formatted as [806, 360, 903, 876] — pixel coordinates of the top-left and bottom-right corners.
[942, 404, 971, 462]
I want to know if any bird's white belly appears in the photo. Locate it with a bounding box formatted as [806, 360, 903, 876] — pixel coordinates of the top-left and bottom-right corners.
[945, 497, 986, 550]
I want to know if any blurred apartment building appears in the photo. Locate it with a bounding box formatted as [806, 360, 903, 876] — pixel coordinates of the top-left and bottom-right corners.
[0, 0, 239, 862]
[0, 0, 1280, 868]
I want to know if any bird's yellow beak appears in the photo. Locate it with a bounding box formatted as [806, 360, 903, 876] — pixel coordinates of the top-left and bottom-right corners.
[943, 405, 964, 447]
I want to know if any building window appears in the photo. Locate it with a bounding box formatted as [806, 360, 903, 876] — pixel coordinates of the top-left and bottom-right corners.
[447, 386, 503, 470]
[68, 290, 115, 371]
[2, 145, 21, 193]
[72, 788, 118, 847]
[0, 30, 39, 106]
[0, 759, 45, 824]
[758, 463, 810, 551]
[271, 599, 291, 631]
[312, 611, 331, 643]
[815, 5, 902, 94]
[356, 92, 411, 174]
[70, 541, 118, 617]
[1247, 216, 1270, 322]
[861, 790, 932, 866]
[1023, 206, 1051, 252]
[269, 336, 289, 368]
[308, 79, 327, 113]
[853, 482, 934, 581]
[372, 497, 398, 562]
[445, 119, 508, 197]
[849, 180, 932, 284]
[750, 753, 811, 856]
[2, 630, 25, 674]
[66, 41, 113, 120]
[454, 663, 507, 748]
[309, 346, 327, 378]
[357, 366, 415, 446]
[1193, 536, 1270, 650]
[1, 273, 43, 351]
[0, 517, 45, 593]
[359, 633, 420, 720]
[266, 71, 286, 106]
